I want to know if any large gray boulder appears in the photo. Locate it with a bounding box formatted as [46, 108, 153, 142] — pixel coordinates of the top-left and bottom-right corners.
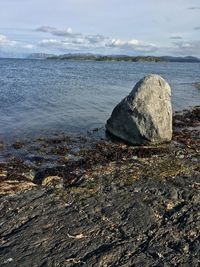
[106, 74, 172, 145]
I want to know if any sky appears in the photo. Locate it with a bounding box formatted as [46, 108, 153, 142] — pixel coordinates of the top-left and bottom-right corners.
[0, 0, 200, 57]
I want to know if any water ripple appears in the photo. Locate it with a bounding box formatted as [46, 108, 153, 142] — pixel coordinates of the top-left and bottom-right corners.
[0, 59, 200, 140]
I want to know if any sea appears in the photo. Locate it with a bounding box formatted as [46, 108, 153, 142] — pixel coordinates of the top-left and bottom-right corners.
[0, 59, 200, 141]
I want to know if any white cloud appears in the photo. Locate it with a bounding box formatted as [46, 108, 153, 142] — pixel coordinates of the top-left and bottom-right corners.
[37, 26, 157, 54]
[109, 38, 157, 52]
[22, 44, 34, 49]
[0, 34, 17, 47]
[0, 33, 34, 53]
[1, 27, 200, 57]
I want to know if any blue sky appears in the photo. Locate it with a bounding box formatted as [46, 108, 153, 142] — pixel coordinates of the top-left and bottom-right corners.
[0, 0, 200, 57]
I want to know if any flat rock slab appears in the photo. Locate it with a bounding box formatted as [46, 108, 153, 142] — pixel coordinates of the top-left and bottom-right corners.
[0, 174, 199, 267]
[0, 107, 199, 266]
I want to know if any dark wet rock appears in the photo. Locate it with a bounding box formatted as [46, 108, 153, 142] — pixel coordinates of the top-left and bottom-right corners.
[25, 154, 45, 162]
[44, 135, 71, 145]
[12, 140, 25, 149]
[0, 107, 199, 266]
[106, 75, 172, 145]
[0, 172, 199, 267]
[0, 142, 4, 150]
[49, 144, 69, 155]
[194, 82, 200, 89]
[173, 106, 200, 128]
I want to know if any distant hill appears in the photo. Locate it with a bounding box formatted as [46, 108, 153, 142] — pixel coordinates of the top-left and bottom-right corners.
[46, 54, 164, 62]
[26, 53, 200, 63]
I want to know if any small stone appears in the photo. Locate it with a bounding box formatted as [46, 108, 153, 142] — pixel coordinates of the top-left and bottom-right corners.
[22, 170, 35, 181]
[182, 244, 189, 253]
[166, 201, 174, 210]
[192, 183, 200, 190]
[3, 258, 14, 264]
[191, 158, 198, 162]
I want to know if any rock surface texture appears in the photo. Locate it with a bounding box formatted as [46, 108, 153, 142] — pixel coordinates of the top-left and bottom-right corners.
[0, 107, 199, 266]
[106, 74, 172, 145]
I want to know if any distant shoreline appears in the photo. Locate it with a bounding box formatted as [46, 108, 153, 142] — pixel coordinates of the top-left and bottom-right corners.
[1, 55, 200, 63]
[26, 53, 200, 63]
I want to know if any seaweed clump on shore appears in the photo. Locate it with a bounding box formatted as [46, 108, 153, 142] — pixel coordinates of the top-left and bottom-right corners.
[0, 106, 199, 195]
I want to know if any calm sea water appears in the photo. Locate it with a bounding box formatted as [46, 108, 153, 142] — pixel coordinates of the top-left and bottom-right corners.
[0, 59, 200, 141]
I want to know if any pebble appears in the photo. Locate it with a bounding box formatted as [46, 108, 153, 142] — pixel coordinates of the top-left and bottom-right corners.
[3, 258, 14, 264]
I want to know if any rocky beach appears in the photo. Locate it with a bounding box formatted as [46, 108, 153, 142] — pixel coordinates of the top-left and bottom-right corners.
[0, 105, 199, 266]
[1, 0, 200, 265]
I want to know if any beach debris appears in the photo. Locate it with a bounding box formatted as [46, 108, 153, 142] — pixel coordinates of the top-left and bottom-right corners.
[106, 74, 172, 145]
[0, 180, 37, 196]
[42, 175, 64, 188]
[65, 258, 85, 264]
[192, 182, 200, 190]
[67, 232, 87, 239]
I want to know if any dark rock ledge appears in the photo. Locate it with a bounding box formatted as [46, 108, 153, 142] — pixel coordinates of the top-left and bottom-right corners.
[0, 107, 200, 267]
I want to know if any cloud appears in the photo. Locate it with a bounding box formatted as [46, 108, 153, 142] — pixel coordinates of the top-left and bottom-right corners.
[188, 7, 200, 10]
[194, 27, 200, 30]
[0, 33, 34, 51]
[36, 26, 110, 46]
[173, 40, 200, 55]
[22, 44, 34, 49]
[37, 26, 157, 54]
[39, 37, 109, 53]
[169, 36, 182, 40]
[36, 26, 57, 33]
[2, 26, 200, 57]
[0, 34, 17, 47]
[36, 26, 200, 56]
[36, 26, 73, 37]
[108, 39, 157, 52]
